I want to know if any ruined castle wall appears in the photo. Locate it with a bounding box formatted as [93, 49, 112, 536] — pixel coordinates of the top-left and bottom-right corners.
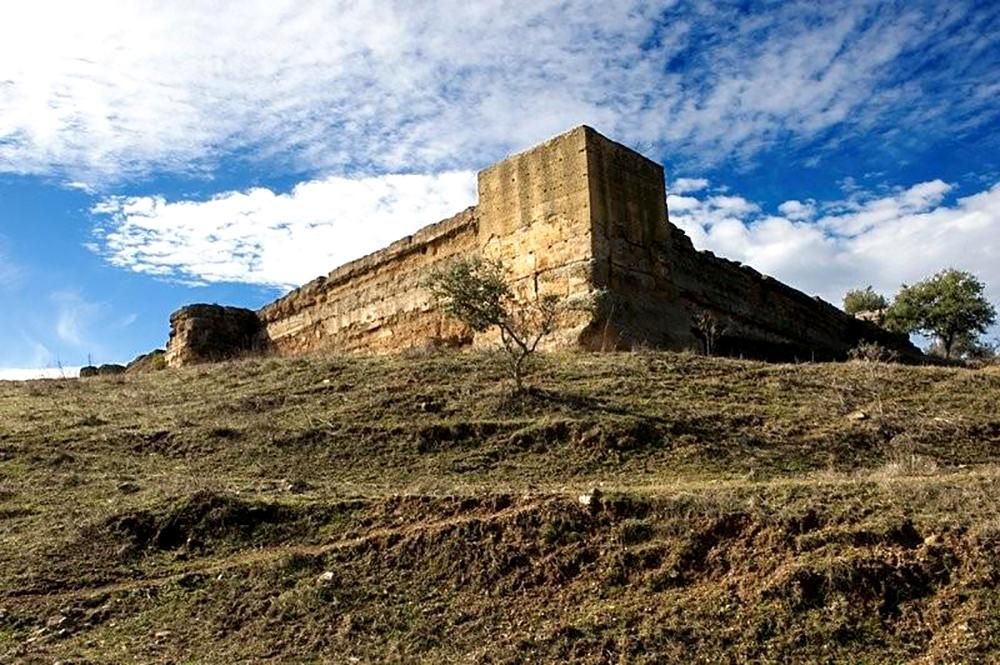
[258, 208, 479, 355]
[257, 127, 615, 357]
[165, 125, 920, 365]
[665, 227, 920, 359]
[584, 129, 694, 349]
[579, 129, 919, 359]
[476, 127, 600, 348]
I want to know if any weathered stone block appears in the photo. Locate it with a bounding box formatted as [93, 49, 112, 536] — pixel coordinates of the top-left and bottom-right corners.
[165, 305, 265, 367]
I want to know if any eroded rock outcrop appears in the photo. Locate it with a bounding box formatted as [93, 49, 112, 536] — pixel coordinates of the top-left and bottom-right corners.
[80, 364, 127, 378]
[126, 349, 167, 374]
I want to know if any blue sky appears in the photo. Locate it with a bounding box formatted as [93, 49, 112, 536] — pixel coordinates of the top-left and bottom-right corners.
[1, 0, 998, 377]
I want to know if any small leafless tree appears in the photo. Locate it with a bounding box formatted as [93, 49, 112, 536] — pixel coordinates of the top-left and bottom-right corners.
[692, 310, 728, 356]
[426, 257, 560, 391]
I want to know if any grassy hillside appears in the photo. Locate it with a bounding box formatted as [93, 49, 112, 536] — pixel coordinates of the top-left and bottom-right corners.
[1, 352, 999, 663]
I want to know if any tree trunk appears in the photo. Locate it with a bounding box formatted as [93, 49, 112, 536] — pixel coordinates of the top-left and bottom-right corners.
[513, 353, 525, 392]
[944, 332, 955, 359]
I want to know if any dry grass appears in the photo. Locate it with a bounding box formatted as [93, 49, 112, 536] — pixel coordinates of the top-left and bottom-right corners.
[1, 351, 999, 662]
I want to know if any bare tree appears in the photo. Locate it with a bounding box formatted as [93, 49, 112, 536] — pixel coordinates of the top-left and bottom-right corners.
[847, 341, 897, 418]
[692, 310, 728, 356]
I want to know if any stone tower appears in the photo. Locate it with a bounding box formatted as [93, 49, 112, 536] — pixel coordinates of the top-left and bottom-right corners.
[477, 126, 691, 350]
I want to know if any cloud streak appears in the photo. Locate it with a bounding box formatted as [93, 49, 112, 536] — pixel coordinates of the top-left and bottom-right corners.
[52, 290, 103, 348]
[0, 237, 22, 288]
[91, 171, 478, 288]
[0, 367, 81, 381]
[0, 1, 995, 184]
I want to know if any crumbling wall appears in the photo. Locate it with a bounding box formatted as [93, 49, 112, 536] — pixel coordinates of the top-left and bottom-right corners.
[164, 125, 921, 366]
[665, 227, 921, 360]
[584, 129, 690, 349]
[260, 127, 615, 356]
[258, 208, 479, 355]
[165, 305, 264, 367]
[536, 129, 920, 360]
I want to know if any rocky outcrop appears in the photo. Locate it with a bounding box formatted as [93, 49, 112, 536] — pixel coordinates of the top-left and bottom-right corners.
[126, 349, 167, 374]
[164, 305, 266, 368]
[79, 364, 127, 378]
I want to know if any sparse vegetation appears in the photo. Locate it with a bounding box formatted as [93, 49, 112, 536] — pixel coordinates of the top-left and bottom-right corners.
[691, 308, 728, 356]
[426, 257, 560, 390]
[2, 351, 1000, 662]
[832, 341, 898, 419]
[847, 340, 896, 363]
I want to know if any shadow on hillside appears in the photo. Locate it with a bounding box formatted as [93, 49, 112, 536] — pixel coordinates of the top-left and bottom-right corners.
[515, 387, 661, 422]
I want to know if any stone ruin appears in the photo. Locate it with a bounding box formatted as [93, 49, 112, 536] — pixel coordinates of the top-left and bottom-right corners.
[164, 126, 920, 367]
[79, 363, 126, 378]
[165, 305, 265, 367]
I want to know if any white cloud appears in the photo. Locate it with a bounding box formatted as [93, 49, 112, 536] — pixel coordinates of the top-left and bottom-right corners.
[821, 180, 953, 236]
[706, 195, 760, 216]
[0, 367, 81, 381]
[91, 171, 478, 288]
[670, 180, 1000, 311]
[665, 195, 702, 213]
[0, 1, 667, 183]
[0, 2, 992, 184]
[777, 199, 816, 221]
[671, 178, 710, 194]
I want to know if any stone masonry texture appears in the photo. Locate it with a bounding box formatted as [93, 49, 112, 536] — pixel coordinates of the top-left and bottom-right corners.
[164, 126, 920, 367]
[165, 304, 265, 367]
